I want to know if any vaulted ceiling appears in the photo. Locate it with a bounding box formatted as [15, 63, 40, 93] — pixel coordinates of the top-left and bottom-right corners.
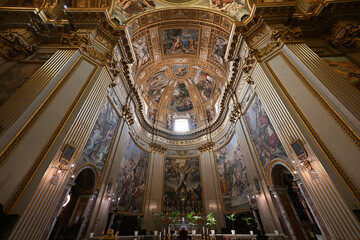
[127, 8, 235, 132]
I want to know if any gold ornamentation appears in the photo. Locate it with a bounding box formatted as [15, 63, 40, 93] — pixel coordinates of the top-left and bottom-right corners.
[122, 105, 135, 125]
[60, 33, 90, 48]
[200, 37, 209, 52]
[251, 39, 282, 60]
[229, 102, 242, 123]
[198, 141, 215, 153]
[241, 55, 256, 73]
[101, 229, 119, 240]
[80, 46, 111, 65]
[0, 32, 35, 60]
[272, 26, 302, 43]
[150, 142, 167, 153]
[330, 23, 360, 50]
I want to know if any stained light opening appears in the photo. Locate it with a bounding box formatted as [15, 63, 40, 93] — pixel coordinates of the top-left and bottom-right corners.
[174, 119, 190, 132]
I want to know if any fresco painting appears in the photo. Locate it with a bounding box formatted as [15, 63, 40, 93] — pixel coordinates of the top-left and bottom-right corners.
[210, 0, 249, 22]
[113, 0, 155, 24]
[143, 71, 168, 103]
[244, 95, 288, 175]
[174, 64, 188, 76]
[322, 56, 360, 91]
[148, 107, 156, 124]
[216, 135, 251, 212]
[212, 35, 228, 66]
[170, 83, 194, 112]
[189, 114, 197, 130]
[192, 70, 216, 102]
[133, 37, 150, 68]
[162, 28, 199, 55]
[115, 137, 150, 214]
[164, 158, 203, 212]
[206, 105, 216, 123]
[78, 98, 119, 174]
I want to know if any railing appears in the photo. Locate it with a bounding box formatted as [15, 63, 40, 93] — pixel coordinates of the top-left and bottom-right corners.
[89, 233, 288, 240]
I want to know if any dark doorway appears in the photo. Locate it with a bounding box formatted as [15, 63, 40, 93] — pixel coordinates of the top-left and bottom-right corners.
[49, 168, 96, 240]
[272, 165, 321, 240]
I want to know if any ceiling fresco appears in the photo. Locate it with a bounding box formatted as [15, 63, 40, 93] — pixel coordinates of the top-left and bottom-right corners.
[112, 0, 249, 25]
[127, 8, 233, 132]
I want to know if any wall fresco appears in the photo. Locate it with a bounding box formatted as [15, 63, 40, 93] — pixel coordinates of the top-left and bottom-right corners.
[164, 158, 203, 212]
[244, 95, 288, 175]
[115, 137, 150, 214]
[77, 98, 119, 174]
[212, 35, 228, 66]
[133, 36, 150, 68]
[142, 71, 168, 103]
[216, 135, 252, 212]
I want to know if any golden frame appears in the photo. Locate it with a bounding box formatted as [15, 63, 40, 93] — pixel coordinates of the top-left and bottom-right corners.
[290, 139, 308, 160]
[60, 144, 76, 164]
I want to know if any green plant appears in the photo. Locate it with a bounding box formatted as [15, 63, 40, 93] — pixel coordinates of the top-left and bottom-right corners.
[171, 210, 180, 224]
[206, 212, 216, 229]
[226, 212, 236, 230]
[137, 216, 145, 231]
[242, 217, 254, 231]
[187, 211, 202, 226]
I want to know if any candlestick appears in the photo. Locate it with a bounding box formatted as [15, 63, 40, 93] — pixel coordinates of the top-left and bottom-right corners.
[202, 226, 205, 234]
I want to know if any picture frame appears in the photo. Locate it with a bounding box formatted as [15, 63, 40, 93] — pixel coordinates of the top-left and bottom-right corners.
[290, 139, 307, 160]
[60, 144, 76, 164]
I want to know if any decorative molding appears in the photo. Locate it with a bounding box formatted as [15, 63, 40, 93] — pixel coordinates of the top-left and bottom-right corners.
[272, 26, 302, 43]
[330, 22, 360, 51]
[60, 33, 90, 48]
[122, 105, 135, 125]
[149, 142, 167, 154]
[198, 141, 215, 153]
[229, 102, 242, 123]
[0, 32, 36, 60]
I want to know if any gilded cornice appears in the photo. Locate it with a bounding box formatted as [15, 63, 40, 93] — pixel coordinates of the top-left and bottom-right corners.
[122, 104, 135, 126]
[330, 22, 360, 51]
[149, 142, 167, 154]
[198, 141, 215, 153]
[0, 31, 36, 60]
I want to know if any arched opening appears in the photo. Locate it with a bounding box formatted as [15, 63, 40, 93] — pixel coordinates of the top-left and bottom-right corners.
[271, 164, 321, 240]
[49, 168, 96, 240]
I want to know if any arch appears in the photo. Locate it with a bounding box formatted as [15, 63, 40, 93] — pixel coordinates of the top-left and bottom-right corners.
[73, 163, 99, 190]
[49, 167, 97, 240]
[270, 162, 321, 239]
[268, 159, 295, 187]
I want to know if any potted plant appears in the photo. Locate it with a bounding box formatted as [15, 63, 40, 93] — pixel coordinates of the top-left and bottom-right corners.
[171, 210, 180, 224]
[187, 211, 202, 234]
[135, 216, 145, 236]
[226, 212, 236, 235]
[242, 217, 255, 235]
[206, 212, 216, 236]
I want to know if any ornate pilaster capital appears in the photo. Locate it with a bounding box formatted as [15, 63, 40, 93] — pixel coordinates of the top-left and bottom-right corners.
[122, 105, 135, 125]
[60, 32, 90, 48]
[198, 141, 215, 153]
[272, 26, 302, 43]
[329, 22, 360, 51]
[229, 102, 242, 123]
[251, 39, 283, 61]
[149, 142, 167, 154]
[0, 32, 36, 60]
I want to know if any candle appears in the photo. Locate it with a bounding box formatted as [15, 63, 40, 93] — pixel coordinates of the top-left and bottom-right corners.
[206, 228, 209, 235]
[203, 227, 205, 234]
[168, 226, 170, 234]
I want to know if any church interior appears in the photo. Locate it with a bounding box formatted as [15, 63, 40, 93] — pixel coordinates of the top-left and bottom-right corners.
[0, 0, 360, 239]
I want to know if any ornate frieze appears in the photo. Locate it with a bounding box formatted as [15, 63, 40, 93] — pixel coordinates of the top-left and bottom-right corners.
[149, 142, 167, 154]
[330, 22, 360, 51]
[122, 105, 135, 125]
[229, 102, 242, 123]
[0, 32, 36, 60]
[198, 141, 215, 153]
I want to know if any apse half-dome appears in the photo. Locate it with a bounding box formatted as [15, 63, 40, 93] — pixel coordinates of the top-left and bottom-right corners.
[127, 8, 234, 133]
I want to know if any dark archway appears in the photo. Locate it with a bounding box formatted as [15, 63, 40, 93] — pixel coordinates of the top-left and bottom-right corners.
[49, 168, 96, 240]
[271, 164, 321, 240]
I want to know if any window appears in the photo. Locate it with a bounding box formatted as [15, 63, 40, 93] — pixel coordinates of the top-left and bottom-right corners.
[174, 119, 190, 132]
